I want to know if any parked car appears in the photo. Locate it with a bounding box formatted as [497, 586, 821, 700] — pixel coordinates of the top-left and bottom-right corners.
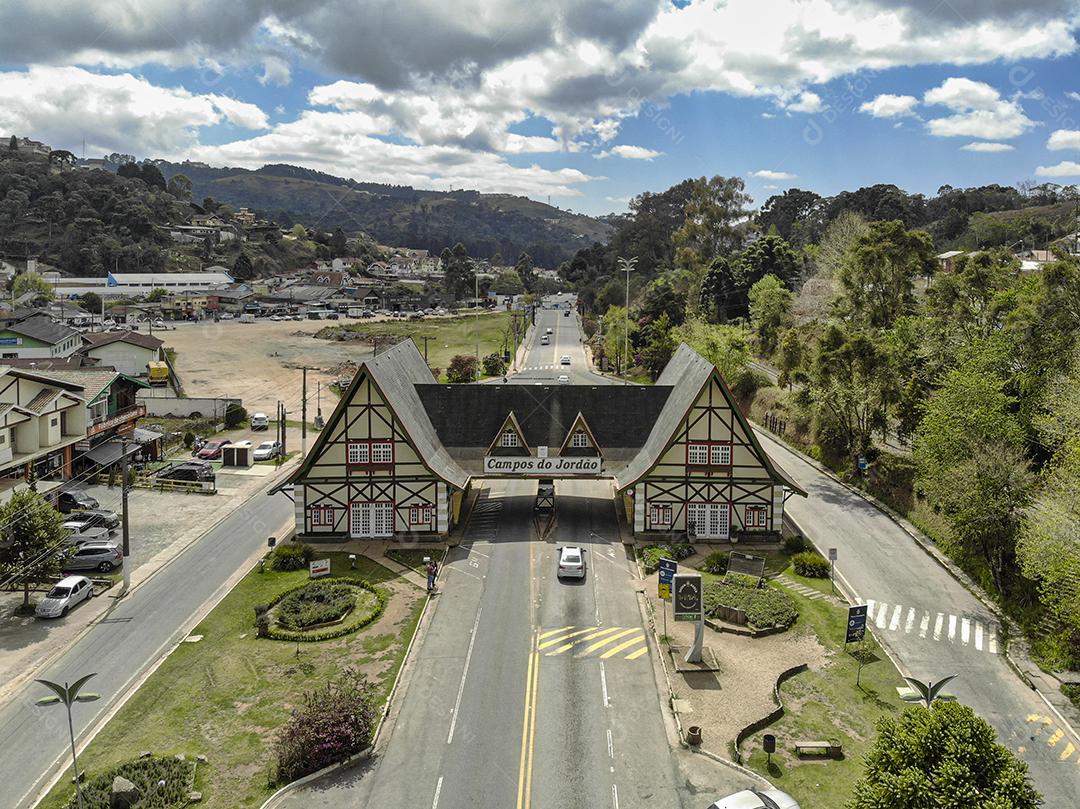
[250, 412, 270, 431]
[63, 523, 111, 547]
[361, 310, 375, 318]
[64, 542, 123, 573]
[556, 546, 587, 579]
[706, 789, 800, 809]
[326, 312, 340, 320]
[158, 461, 215, 482]
[291, 314, 303, 321]
[253, 440, 281, 461]
[35, 576, 94, 618]
[560, 355, 571, 365]
[56, 489, 99, 514]
[219, 312, 234, 320]
[66, 508, 120, 531]
[196, 439, 231, 460]
[269, 314, 284, 321]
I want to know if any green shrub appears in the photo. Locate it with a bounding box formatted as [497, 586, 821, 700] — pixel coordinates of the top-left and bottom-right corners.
[1063, 684, 1080, 711]
[261, 578, 387, 642]
[792, 551, 831, 578]
[275, 668, 377, 784]
[224, 402, 247, 428]
[783, 533, 806, 554]
[704, 582, 798, 629]
[723, 571, 760, 589]
[671, 542, 695, 560]
[639, 542, 694, 575]
[182, 431, 196, 449]
[276, 581, 358, 629]
[698, 551, 729, 575]
[68, 756, 192, 809]
[270, 543, 315, 572]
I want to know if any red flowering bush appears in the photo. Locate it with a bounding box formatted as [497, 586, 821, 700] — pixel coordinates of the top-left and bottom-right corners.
[274, 668, 378, 783]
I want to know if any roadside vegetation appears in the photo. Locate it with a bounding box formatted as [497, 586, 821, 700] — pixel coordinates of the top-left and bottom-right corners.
[38, 552, 424, 809]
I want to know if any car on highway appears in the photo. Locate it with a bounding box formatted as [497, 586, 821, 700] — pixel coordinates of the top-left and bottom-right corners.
[563, 310, 570, 317]
[558, 374, 570, 384]
[196, 439, 231, 460]
[253, 440, 281, 461]
[706, 788, 800, 809]
[63, 541, 123, 573]
[560, 355, 571, 365]
[556, 546, 587, 579]
[35, 576, 94, 618]
[546, 327, 553, 334]
[250, 412, 269, 430]
[55, 489, 100, 514]
[157, 461, 215, 483]
[540, 335, 549, 345]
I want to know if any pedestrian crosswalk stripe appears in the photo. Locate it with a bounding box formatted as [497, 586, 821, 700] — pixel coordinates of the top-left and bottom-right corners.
[625, 646, 649, 660]
[538, 627, 610, 650]
[865, 600, 998, 655]
[538, 626, 649, 659]
[599, 635, 646, 659]
[581, 628, 641, 655]
[539, 626, 575, 640]
[1060, 742, 1075, 761]
[1048, 729, 1065, 747]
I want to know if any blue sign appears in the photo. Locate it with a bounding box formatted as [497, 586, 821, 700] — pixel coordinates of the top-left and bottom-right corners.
[0, 337, 18, 346]
[658, 557, 677, 600]
[846, 604, 869, 644]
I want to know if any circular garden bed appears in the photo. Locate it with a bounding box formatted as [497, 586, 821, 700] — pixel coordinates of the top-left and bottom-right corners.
[261, 578, 386, 642]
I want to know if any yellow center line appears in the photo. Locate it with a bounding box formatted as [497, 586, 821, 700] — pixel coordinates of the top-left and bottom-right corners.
[599, 634, 647, 659]
[516, 636, 537, 809]
[537, 626, 612, 650]
[625, 646, 650, 661]
[538, 625, 575, 640]
[581, 628, 642, 655]
[525, 640, 539, 807]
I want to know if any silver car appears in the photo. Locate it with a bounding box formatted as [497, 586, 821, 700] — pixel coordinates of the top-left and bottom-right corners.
[707, 788, 801, 809]
[557, 546, 587, 579]
[35, 576, 94, 618]
[64, 542, 124, 573]
[253, 440, 281, 461]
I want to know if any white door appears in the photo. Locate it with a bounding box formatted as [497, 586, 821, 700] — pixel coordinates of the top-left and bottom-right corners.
[687, 503, 730, 539]
[350, 502, 394, 538]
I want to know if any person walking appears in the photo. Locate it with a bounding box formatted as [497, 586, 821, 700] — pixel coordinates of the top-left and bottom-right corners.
[426, 559, 438, 593]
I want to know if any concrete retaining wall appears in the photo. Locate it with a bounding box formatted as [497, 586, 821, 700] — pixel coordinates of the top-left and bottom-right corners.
[137, 394, 240, 420]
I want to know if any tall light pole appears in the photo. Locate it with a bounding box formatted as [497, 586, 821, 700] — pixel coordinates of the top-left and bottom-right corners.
[36, 674, 100, 809]
[474, 269, 480, 380]
[617, 257, 637, 384]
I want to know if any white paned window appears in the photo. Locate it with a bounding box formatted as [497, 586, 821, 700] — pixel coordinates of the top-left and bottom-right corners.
[649, 504, 672, 526]
[687, 444, 709, 465]
[710, 443, 731, 466]
[687, 503, 731, 539]
[409, 504, 433, 525]
[571, 431, 589, 448]
[350, 502, 395, 537]
[347, 442, 369, 465]
[371, 441, 393, 464]
[501, 430, 519, 448]
[311, 506, 334, 526]
[745, 506, 768, 529]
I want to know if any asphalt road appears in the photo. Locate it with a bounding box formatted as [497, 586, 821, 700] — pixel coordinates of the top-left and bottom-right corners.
[757, 430, 1080, 808]
[0, 488, 295, 809]
[511, 296, 611, 386]
[287, 478, 753, 809]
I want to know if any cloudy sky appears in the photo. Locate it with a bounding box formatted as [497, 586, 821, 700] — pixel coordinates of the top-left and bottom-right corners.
[3, 0, 1080, 214]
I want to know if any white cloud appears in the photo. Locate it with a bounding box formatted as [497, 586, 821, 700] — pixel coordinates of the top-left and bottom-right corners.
[596, 144, 663, 160]
[258, 54, 292, 87]
[960, 142, 1014, 152]
[750, 169, 797, 180]
[0, 65, 268, 156]
[1067, 91, 1080, 102]
[1048, 129, 1080, 150]
[923, 77, 1035, 139]
[1036, 160, 1080, 176]
[785, 92, 822, 114]
[859, 94, 919, 118]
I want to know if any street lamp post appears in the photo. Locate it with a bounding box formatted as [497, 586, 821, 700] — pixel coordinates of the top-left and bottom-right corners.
[617, 257, 637, 383]
[36, 674, 100, 809]
[902, 674, 958, 709]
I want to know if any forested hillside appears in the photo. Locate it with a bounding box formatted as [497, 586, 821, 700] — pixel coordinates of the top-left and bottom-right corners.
[567, 175, 1080, 670]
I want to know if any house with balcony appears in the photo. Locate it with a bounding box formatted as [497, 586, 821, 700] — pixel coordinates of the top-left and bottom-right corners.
[0, 367, 86, 490]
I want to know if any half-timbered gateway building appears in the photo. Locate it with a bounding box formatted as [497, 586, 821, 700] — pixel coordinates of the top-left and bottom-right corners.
[276, 340, 804, 541]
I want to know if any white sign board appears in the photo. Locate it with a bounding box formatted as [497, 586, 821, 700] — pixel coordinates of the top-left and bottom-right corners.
[309, 558, 331, 578]
[483, 455, 602, 475]
[828, 547, 838, 562]
[537, 446, 549, 458]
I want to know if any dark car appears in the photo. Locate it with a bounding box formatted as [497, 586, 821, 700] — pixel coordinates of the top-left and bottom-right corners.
[157, 461, 215, 482]
[63, 509, 119, 533]
[56, 490, 100, 514]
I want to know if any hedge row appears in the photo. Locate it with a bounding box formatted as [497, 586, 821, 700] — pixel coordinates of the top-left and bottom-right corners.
[639, 543, 695, 574]
[792, 551, 831, 578]
[703, 582, 798, 630]
[277, 581, 361, 630]
[260, 578, 387, 642]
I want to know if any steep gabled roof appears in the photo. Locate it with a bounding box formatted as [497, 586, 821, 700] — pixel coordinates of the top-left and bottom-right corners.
[558, 411, 603, 456]
[81, 330, 164, 351]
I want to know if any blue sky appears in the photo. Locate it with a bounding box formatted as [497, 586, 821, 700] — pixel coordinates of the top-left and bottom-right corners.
[2, 1, 1080, 216]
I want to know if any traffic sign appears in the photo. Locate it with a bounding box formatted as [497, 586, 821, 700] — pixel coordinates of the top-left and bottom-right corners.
[673, 573, 703, 621]
[828, 547, 838, 562]
[846, 604, 868, 643]
[658, 558, 677, 601]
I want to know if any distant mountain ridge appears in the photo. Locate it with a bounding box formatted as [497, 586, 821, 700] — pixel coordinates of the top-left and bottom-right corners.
[156, 161, 613, 267]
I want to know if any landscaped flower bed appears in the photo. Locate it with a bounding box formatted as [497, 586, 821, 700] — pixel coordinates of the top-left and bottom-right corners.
[276, 581, 359, 629]
[67, 756, 195, 809]
[261, 578, 386, 642]
[704, 581, 798, 630]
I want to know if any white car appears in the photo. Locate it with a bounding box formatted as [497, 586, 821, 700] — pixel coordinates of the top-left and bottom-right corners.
[557, 546, 587, 579]
[253, 440, 281, 461]
[546, 327, 554, 334]
[560, 355, 571, 365]
[558, 375, 570, 384]
[250, 412, 270, 431]
[35, 576, 94, 618]
[707, 788, 801, 809]
[219, 312, 234, 320]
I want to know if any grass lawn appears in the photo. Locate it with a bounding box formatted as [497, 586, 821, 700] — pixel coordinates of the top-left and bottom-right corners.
[326, 312, 514, 380]
[385, 547, 437, 576]
[40, 552, 425, 809]
[741, 562, 908, 809]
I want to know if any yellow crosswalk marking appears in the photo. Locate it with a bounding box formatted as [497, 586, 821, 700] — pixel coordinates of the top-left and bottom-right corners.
[580, 628, 642, 655]
[1047, 729, 1064, 747]
[625, 646, 649, 660]
[538, 626, 575, 640]
[599, 634, 646, 659]
[538, 627, 611, 650]
[1026, 713, 1043, 722]
[1059, 742, 1075, 761]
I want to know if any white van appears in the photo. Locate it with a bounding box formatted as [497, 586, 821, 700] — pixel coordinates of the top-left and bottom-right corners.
[251, 412, 269, 431]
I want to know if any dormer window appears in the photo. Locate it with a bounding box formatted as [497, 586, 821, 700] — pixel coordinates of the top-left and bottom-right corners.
[501, 430, 519, 448]
[571, 431, 589, 448]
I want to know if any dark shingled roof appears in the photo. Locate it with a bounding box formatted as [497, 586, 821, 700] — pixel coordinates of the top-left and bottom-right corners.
[416, 384, 671, 451]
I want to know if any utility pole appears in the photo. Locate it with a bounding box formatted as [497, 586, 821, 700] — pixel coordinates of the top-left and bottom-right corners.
[280, 402, 287, 458]
[275, 400, 283, 466]
[301, 367, 308, 458]
[618, 256, 637, 383]
[474, 271, 480, 379]
[120, 437, 131, 595]
[419, 335, 431, 363]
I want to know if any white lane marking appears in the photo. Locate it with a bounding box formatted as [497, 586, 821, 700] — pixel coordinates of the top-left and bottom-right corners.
[607, 728, 614, 758]
[988, 626, 998, 654]
[432, 776, 443, 809]
[612, 784, 620, 809]
[889, 605, 902, 632]
[961, 618, 971, 646]
[447, 606, 483, 744]
[934, 613, 944, 641]
[600, 661, 610, 707]
[875, 602, 888, 628]
[948, 614, 957, 642]
[905, 608, 916, 634]
[919, 612, 930, 639]
[975, 622, 984, 651]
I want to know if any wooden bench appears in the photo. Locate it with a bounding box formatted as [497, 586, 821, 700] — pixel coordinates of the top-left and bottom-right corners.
[794, 740, 842, 758]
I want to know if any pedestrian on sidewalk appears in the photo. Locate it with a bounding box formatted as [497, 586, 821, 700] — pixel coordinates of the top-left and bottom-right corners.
[426, 559, 438, 593]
